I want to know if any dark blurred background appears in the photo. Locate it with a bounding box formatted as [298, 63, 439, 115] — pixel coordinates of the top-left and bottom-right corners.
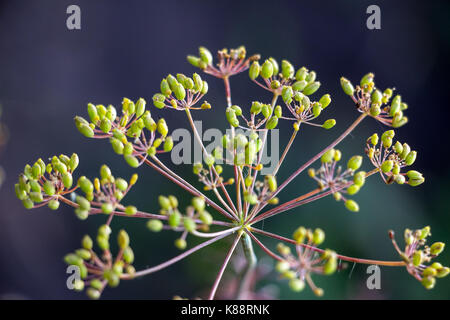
[0, 0, 449, 299]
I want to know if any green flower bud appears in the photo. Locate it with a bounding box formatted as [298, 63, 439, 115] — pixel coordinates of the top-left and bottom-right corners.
[321, 149, 335, 163]
[76, 196, 91, 211]
[75, 208, 89, 220]
[117, 230, 130, 249]
[261, 60, 274, 79]
[303, 81, 321, 95]
[360, 73, 374, 88]
[29, 179, 40, 193]
[322, 119, 336, 129]
[293, 226, 307, 243]
[250, 101, 262, 114]
[319, 94, 331, 108]
[281, 86, 293, 104]
[295, 67, 308, 81]
[244, 192, 258, 205]
[101, 202, 114, 214]
[270, 79, 279, 90]
[412, 250, 423, 266]
[183, 217, 196, 233]
[22, 198, 34, 209]
[323, 258, 338, 275]
[87, 103, 99, 123]
[281, 60, 294, 79]
[370, 104, 381, 116]
[48, 199, 60, 210]
[98, 118, 111, 133]
[275, 261, 290, 273]
[168, 211, 181, 228]
[28, 191, 43, 203]
[381, 160, 394, 173]
[266, 116, 279, 130]
[159, 195, 171, 210]
[226, 107, 239, 127]
[406, 170, 423, 180]
[261, 104, 272, 119]
[147, 219, 163, 232]
[187, 55, 201, 68]
[76, 248, 92, 260]
[347, 184, 360, 195]
[268, 57, 279, 75]
[393, 141, 403, 154]
[175, 238, 187, 250]
[289, 279, 305, 292]
[231, 105, 242, 116]
[371, 90, 382, 104]
[199, 46, 213, 65]
[345, 199, 359, 212]
[125, 205, 137, 216]
[173, 83, 186, 101]
[100, 165, 111, 181]
[419, 226, 430, 240]
[42, 180, 55, 196]
[421, 276, 435, 290]
[123, 246, 134, 264]
[82, 235, 93, 250]
[340, 77, 354, 96]
[78, 176, 94, 194]
[124, 155, 139, 168]
[163, 136, 174, 152]
[64, 253, 83, 267]
[430, 242, 445, 256]
[347, 156, 362, 171]
[353, 171, 366, 186]
[199, 211, 213, 225]
[274, 105, 282, 118]
[114, 178, 128, 192]
[168, 196, 178, 208]
[249, 61, 260, 80]
[390, 95, 401, 116]
[405, 151, 417, 166]
[265, 175, 277, 192]
[77, 123, 94, 138]
[313, 228, 325, 245]
[311, 102, 321, 118]
[192, 197, 205, 212]
[423, 267, 437, 277]
[394, 175, 406, 184]
[436, 267, 450, 278]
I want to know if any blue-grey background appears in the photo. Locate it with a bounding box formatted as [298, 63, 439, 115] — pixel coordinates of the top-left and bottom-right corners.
[0, 0, 449, 299]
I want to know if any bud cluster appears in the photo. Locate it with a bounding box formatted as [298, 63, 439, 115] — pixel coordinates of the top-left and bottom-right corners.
[147, 195, 213, 250]
[226, 102, 284, 131]
[188, 46, 259, 78]
[15, 153, 79, 211]
[389, 227, 448, 289]
[308, 149, 364, 212]
[64, 227, 135, 299]
[365, 130, 424, 186]
[153, 73, 209, 110]
[340, 73, 408, 128]
[275, 227, 337, 296]
[71, 165, 138, 220]
[75, 98, 174, 168]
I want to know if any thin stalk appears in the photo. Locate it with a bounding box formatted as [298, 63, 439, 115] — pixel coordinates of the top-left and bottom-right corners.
[236, 232, 257, 299]
[185, 108, 238, 217]
[208, 232, 242, 300]
[145, 156, 235, 221]
[250, 227, 405, 267]
[122, 231, 234, 279]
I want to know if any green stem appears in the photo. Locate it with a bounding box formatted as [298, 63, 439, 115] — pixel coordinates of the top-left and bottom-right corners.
[236, 232, 257, 299]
